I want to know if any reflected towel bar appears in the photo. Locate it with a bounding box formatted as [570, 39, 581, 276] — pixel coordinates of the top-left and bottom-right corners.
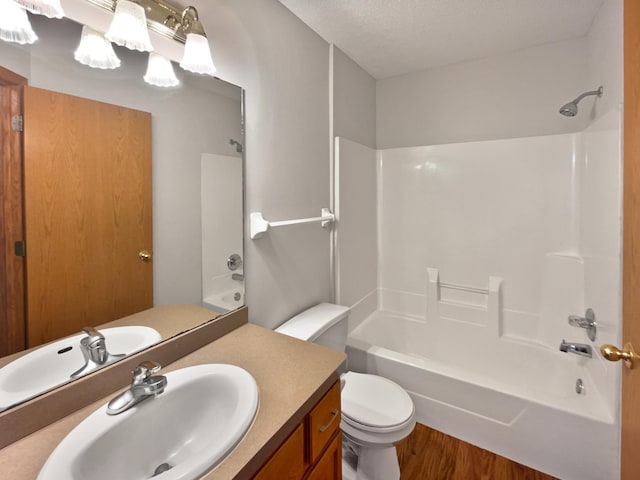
[250, 208, 335, 239]
[439, 282, 489, 295]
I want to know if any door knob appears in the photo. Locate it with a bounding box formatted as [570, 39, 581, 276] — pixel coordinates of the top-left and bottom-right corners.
[138, 250, 152, 262]
[600, 343, 637, 369]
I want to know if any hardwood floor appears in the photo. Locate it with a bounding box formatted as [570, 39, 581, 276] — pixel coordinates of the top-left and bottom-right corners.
[396, 424, 557, 480]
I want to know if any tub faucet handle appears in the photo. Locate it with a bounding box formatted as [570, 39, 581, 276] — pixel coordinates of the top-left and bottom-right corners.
[568, 308, 597, 341]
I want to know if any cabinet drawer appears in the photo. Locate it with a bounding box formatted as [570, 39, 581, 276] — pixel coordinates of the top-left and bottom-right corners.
[254, 423, 306, 480]
[308, 381, 341, 463]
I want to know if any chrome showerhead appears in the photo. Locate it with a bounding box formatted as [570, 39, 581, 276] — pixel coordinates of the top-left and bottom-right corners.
[559, 102, 578, 117]
[559, 86, 603, 117]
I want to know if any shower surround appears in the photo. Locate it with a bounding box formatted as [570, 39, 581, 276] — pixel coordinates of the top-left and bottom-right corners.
[335, 108, 622, 480]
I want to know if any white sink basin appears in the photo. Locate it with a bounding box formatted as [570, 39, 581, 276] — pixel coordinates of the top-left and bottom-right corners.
[38, 364, 259, 480]
[0, 326, 161, 411]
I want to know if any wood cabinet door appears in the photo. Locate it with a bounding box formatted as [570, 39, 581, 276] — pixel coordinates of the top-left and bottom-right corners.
[23, 86, 153, 347]
[253, 423, 306, 480]
[306, 433, 342, 480]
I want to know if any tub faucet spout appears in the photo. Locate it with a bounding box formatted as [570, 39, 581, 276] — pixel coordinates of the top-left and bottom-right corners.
[559, 340, 592, 358]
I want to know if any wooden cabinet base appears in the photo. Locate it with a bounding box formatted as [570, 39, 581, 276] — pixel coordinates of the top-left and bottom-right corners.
[253, 381, 342, 480]
[253, 423, 306, 480]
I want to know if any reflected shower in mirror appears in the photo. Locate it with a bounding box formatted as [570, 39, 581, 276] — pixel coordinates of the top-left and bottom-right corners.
[0, 12, 244, 411]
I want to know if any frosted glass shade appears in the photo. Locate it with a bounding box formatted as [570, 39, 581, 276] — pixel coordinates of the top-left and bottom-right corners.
[0, 0, 37, 44]
[15, 0, 64, 18]
[144, 53, 179, 87]
[105, 0, 152, 52]
[180, 33, 216, 76]
[74, 26, 121, 70]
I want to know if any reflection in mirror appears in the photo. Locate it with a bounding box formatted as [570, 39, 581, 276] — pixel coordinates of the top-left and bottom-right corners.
[0, 13, 244, 411]
[0, 325, 160, 412]
[201, 153, 245, 313]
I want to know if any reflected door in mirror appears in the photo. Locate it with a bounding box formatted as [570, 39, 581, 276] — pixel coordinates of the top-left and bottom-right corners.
[0, 67, 27, 356]
[23, 86, 153, 347]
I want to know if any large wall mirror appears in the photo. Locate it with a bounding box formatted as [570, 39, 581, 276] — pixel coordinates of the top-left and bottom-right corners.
[0, 11, 244, 412]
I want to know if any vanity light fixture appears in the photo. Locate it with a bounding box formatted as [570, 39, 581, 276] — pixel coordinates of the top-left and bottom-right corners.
[87, 0, 217, 77]
[0, 0, 38, 44]
[105, 0, 153, 52]
[144, 52, 179, 87]
[15, 0, 64, 18]
[74, 25, 121, 69]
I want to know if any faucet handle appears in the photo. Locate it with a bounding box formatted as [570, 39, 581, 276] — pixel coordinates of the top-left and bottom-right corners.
[81, 326, 105, 343]
[568, 315, 586, 326]
[567, 308, 597, 341]
[132, 361, 161, 384]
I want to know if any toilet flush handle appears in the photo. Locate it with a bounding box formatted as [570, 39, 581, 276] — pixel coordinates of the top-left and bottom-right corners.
[319, 409, 339, 433]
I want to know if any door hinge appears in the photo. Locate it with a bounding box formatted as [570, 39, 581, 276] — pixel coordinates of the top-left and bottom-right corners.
[14, 241, 25, 257]
[11, 115, 23, 132]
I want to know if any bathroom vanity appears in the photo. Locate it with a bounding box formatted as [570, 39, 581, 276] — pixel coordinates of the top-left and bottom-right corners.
[254, 381, 341, 479]
[0, 306, 345, 479]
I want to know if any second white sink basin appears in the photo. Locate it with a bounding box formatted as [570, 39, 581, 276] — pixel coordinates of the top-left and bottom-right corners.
[0, 326, 161, 411]
[38, 363, 259, 480]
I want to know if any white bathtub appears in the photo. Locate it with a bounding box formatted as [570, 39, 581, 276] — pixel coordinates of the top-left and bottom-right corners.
[346, 310, 618, 480]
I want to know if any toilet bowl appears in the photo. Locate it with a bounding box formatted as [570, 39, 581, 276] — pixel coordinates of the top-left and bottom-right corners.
[275, 303, 416, 480]
[340, 371, 415, 480]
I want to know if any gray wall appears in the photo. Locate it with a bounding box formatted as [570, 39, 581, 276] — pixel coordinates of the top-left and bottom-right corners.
[374, 0, 622, 149]
[332, 46, 376, 149]
[208, 1, 332, 329]
[588, 0, 623, 117]
[376, 37, 591, 148]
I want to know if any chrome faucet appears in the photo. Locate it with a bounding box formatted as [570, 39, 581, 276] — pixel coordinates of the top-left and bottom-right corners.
[70, 327, 125, 379]
[107, 361, 167, 415]
[559, 339, 593, 358]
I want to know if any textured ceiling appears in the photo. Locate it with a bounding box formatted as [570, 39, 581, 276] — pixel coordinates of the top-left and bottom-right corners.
[277, 0, 604, 79]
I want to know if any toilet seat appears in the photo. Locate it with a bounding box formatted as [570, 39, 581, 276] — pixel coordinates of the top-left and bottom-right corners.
[341, 372, 415, 433]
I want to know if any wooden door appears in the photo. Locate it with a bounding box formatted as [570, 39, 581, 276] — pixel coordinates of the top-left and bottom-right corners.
[23, 86, 153, 347]
[622, 1, 640, 478]
[0, 67, 27, 356]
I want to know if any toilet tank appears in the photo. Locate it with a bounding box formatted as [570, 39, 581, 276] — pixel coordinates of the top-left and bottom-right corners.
[275, 303, 350, 353]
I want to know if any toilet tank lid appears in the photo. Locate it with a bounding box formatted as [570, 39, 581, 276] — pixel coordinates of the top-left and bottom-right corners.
[275, 303, 350, 341]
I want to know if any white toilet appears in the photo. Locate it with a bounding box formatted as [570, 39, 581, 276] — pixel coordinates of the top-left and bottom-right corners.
[275, 303, 416, 480]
